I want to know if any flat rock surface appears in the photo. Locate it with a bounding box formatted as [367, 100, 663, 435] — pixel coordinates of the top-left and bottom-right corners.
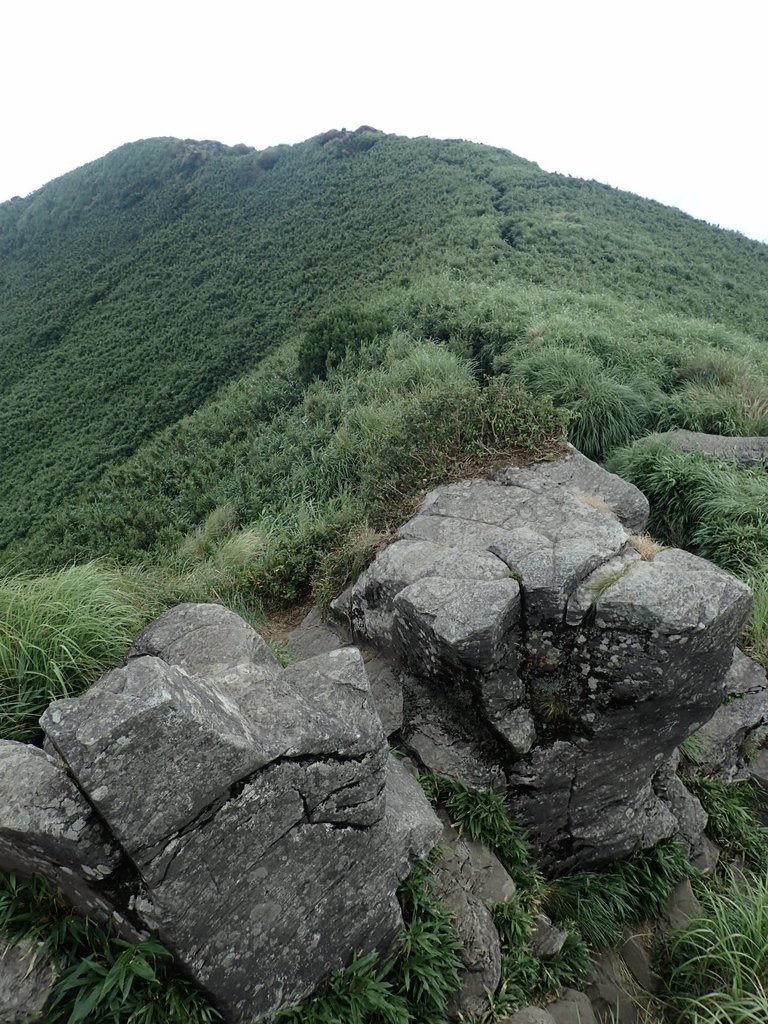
[640, 430, 768, 468]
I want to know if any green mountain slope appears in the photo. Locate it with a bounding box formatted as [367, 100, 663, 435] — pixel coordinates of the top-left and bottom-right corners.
[1, 128, 768, 570]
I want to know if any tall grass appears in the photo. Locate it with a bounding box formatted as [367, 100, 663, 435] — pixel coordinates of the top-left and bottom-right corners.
[0, 562, 156, 742]
[542, 842, 693, 949]
[655, 870, 768, 1024]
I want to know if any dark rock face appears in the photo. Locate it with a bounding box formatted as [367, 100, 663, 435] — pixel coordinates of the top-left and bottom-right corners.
[1, 603, 442, 1023]
[347, 454, 752, 869]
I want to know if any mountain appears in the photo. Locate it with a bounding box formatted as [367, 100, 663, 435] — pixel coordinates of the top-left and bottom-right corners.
[1, 127, 767, 579]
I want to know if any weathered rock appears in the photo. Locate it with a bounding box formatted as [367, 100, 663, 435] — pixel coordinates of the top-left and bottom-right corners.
[0, 936, 57, 1023]
[659, 879, 702, 933]
[32, 605, 442, 1023]
[361, 653, 404, 736]
[285, 605, 351, 660]
[347, 452, 751, 868]
[433, 868, 501, 1019]
[503, 1009, 557, 1024]
[286, 607, 403, 735]
[0, 742, 140, 942]
[128, 601, 277, 676]
[437, 810, 516, 906]
[546, 988, 598, 1024]
[400, 673, 507, 791]
[653, 752, 708, 856]
[530, 913, 569, 958]
[621, 930, 657, 992]
[690, 649, 768, 778]
[639, 430, 768, 469]
[586, 950, 640, 1024]
[494, 444, 650, 532]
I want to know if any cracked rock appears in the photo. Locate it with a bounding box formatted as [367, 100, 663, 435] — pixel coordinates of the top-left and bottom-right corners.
[25, 604, 442, 1023]
[348, 451, 751, 868]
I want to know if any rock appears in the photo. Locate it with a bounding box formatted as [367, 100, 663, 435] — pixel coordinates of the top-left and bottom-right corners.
[437, 810, 516, 906]
[128, 601, 277, 676]
[691, 834, 720, 875]
[351, 538, 512, 649]
[690, 649, 768, 778]
[546, 988, 598, 1024]
[748, 747, 768, 791]
[0, 935, 57, 1023]
[0, 742, 141, 942]
[494, 444, 650, 532]
[652, 754, 708, 856]
[530, 913, 569, 958]
[393, 576, 521, 676]
[286, 607, 403, 735]
[659, 879, 702, 933]
[433, 868, 501, 1019]
[400, 673, 507, 791]
[502, 1008, 557, 1024]
[621, 930, 657, 992]
[347, 451, 750, 868]
[286, 606, 351, 660]
[31, 605, 443, 1023]
[639, 430, 768, 469]
[586, 950, 640, 1024]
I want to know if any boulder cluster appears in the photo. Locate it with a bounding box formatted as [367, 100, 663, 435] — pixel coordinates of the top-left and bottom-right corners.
[3, 446, 767, 1022]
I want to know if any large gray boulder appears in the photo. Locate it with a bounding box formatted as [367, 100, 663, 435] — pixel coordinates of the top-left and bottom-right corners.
[28, 604, 442, 1023]
[347, 452, 752, 868]
[638, 430, 768, 469]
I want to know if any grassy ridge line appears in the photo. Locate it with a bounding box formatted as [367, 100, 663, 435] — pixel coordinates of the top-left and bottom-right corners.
[2, 129, 768, 558]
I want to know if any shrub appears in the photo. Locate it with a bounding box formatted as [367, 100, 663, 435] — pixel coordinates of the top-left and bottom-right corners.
[297, 307, 393, 382]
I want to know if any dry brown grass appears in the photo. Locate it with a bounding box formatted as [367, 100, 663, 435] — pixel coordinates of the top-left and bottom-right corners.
[629, 533, 665, 561]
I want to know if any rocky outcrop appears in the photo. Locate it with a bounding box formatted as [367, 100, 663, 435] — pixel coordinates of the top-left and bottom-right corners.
[1, 604, 440, 1023]
[341, 453, 752, 868]
[638, 429, 768, 468]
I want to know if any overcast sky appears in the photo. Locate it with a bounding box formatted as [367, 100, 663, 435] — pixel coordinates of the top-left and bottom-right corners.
[3, 1, 766, 242]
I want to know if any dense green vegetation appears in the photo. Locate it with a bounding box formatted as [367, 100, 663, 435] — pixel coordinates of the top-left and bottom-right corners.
[2, 127, 768, 1022]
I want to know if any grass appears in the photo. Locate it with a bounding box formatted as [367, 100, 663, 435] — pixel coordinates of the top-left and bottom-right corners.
[686, 777, 768, 873]
[655, 869, 768, 1024]
[0, 562, 157, 743]
[0, 873, 221, 1024]
[542, 843, 694, 950]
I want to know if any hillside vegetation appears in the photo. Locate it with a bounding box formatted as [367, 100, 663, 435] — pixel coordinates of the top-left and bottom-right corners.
[2, 128, 768, 1023]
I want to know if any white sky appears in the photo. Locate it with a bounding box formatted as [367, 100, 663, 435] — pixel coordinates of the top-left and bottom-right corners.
[3, 0, 767, 242]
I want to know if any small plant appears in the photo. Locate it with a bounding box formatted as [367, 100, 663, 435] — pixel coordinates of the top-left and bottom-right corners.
[629, 533, 665, 561]
[418, 771, 543, 901]
[677, 732, 703, 766]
